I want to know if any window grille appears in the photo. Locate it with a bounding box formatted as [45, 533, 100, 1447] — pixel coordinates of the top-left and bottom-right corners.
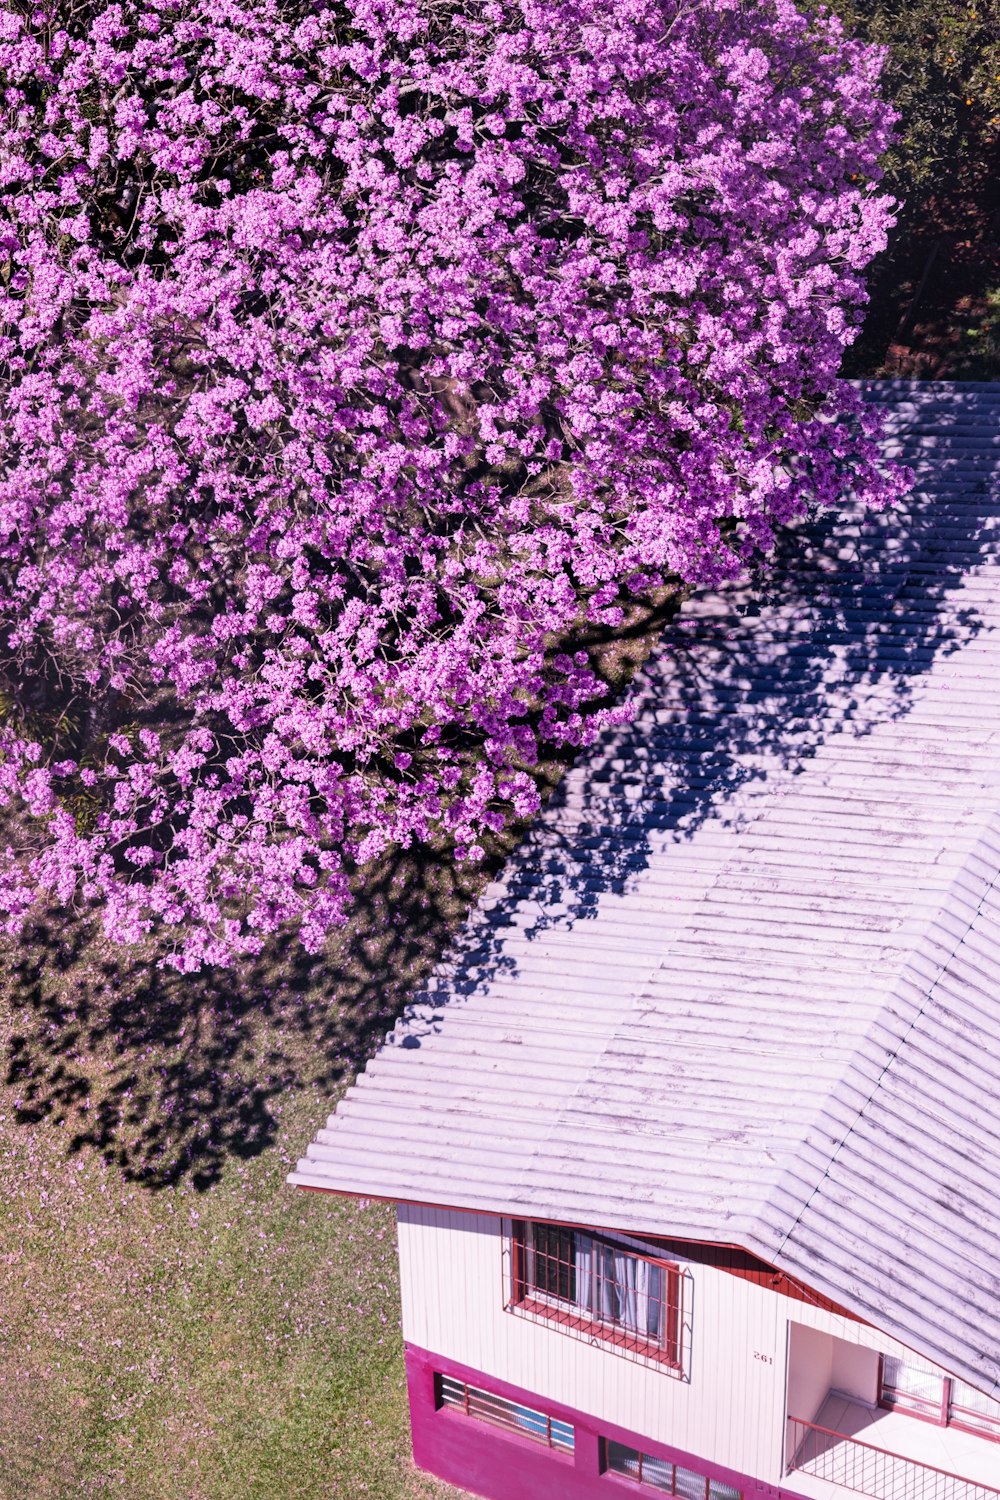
[948, 1378, 1000, 1441]
[504, 1219, 685, 1375]
[880, 1356, 1000, 1442]
[436, 1374, 574, 1453]
[606, 1440, 743, 1499]
[881, 1355, 948, 1421]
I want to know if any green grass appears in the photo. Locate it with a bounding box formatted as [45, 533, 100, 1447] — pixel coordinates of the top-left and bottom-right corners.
[0, 1078, 471, 1500]
[0, 864, 483, 1500]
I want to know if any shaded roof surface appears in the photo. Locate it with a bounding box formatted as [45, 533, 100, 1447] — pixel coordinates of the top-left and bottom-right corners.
[291, 382, 1000, 1398]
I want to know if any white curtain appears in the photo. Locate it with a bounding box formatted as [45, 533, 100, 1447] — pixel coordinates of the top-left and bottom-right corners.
[571, 1234, 663, 1340]
[615, 1248, 663, 1339]
[575, 1233, 593, 1313]
[594, 1241, 618, 1321]
[615, 1246, 638, 1329]
[573, 1235, 621, 1321]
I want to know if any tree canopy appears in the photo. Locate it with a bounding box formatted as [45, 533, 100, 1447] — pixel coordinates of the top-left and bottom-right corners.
[0, 0, 905, 969]
[830, 0, 1000, 206]
[827, 0, 1000, 374]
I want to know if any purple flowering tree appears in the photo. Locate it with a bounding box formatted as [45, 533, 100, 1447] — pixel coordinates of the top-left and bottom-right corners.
[0, 0, 904, 969]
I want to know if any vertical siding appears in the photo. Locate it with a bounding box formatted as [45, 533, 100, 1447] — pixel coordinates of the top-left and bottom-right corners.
[397, 1207, 955, 1488]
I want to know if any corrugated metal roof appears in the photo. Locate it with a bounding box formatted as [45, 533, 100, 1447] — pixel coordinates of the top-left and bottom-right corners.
[290, 381, 1000, 1399]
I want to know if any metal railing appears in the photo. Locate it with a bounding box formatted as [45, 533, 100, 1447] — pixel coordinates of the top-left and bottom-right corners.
[438, 1374, 575, 1453]
[786, 1416, 1000, 1500]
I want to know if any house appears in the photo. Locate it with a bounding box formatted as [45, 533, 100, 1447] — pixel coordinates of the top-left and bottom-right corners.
[290, 381, 1000, 1500]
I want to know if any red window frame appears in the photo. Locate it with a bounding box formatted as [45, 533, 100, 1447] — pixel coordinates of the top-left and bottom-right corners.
[508, 1219, 682, 1369]
[604, 1439, 744, 1497]
[878, 1355, 1000, 1444]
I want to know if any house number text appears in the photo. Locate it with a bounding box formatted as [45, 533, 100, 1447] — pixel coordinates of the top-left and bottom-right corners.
[753, 1351, 773, 1365]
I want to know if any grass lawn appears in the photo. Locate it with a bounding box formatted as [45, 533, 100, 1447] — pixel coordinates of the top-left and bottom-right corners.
[0, 1107, 465, 1500]
[0, 854, 480, 1500]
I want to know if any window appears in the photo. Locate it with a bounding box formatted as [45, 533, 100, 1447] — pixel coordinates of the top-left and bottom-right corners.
[949, 1378, 1000, 1440]
[505, 1220, 682, 1371]
[605, 1440, 742, 1498]
[436, 1373, 575, 1453]
[880, 1354, 948, 1421]
[880, 1356, 1000, 1442]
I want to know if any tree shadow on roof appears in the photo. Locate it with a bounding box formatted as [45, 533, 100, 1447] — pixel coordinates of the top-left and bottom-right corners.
[438, 460, 999, 997]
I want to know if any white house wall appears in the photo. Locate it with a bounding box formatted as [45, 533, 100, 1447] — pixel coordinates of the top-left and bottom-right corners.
[397, 1205, 963, 1488]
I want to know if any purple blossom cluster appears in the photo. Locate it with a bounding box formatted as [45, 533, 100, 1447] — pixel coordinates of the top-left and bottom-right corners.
[0, 0, 906, 968]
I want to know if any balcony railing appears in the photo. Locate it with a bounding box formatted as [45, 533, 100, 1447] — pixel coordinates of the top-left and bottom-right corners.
[786, 1416, 1000, 1500]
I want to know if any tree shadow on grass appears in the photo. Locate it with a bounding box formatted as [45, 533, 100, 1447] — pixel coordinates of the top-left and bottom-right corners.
[0, 842, 497, 1191]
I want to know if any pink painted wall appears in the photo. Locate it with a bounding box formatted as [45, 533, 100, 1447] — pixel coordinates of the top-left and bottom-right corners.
[786, 1324, 834, 1426]
[406, 1343, 807, 1500]
[831, 1335, 879, 1404]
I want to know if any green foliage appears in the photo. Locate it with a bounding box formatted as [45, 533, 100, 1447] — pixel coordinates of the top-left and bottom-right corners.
[961, 284, 1000, 369]
[828, 0, 1000, 208]
[823, 0, 1000, 374]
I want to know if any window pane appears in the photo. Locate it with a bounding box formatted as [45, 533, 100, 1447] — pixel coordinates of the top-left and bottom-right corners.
[549, 1417, 575, 1454]
[883, 1355, 945, 1404]
[948, 1379, 1000, 1436]
[882, 1355, 946, 1416]
[439, 1375, 465, 1408]
[709, 1481, 744, 1500]
[607, 1441, 644, 1481]
[509, 1398, 548, 1434]
[950, 1379, 1000, 1419]
[639, 1453, 678, 1492]
[466, 1388, 542, 1438]
[437, 1374, 574, 1453]
[531, 1223, 576, 1303]
[674, 1464, 708, 1500]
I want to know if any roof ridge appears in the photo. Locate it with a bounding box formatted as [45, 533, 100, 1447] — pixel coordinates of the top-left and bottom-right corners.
[763, 808, 1000, 1395]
